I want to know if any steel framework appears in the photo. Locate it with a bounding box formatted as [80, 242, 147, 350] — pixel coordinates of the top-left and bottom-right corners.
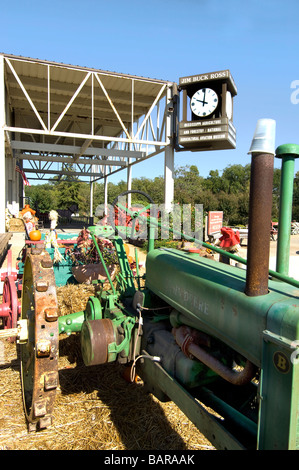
[1, 54, 178, 230]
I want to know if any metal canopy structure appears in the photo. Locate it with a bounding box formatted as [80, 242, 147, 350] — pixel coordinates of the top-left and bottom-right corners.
[1, 53, 178, 231]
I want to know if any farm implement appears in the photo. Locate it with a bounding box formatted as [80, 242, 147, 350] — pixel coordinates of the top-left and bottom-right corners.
[0, 233, 79, 332]
[0, 190, 152, 333]
[1, 145, 299, 450]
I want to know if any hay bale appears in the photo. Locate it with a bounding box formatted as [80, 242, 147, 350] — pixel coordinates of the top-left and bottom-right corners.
[8, 218, 25, 232]
[56, 284, 96, 317]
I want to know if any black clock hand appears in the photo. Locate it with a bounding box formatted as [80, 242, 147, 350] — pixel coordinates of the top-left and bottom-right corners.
[195, 98, 208, 105]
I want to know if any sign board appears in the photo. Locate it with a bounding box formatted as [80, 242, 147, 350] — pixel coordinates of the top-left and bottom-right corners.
[178, 70, 237, 152]
[207, 211, 223, 235]
[179, 70, 237, 95]
[178, 118, 236, 150]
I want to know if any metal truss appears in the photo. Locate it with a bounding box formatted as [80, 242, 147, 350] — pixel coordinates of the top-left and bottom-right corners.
[3, 55, 176, 182]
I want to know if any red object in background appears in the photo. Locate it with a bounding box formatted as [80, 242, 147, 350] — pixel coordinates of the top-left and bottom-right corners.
[207, 211, 223, 235]
[219, 227, 240, 248]
[0, 249, 21, 332]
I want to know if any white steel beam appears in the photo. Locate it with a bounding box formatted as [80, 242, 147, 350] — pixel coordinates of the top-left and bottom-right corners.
[127, 159, 132, 208]
[23, 168, 102, 177]
[164, 86, 174, 212]
[95, 73, 131, 140]
[51, 72, 91, 132]
[134, 84, 166, 140]
[47, 64, 50, 130]
[5, 126, 168, 147]
[3, 55, 175, 192]
[17, 153, 127, 166]
[5, 58, 47, 131]
[10, 141, 145, 158]
[104, 171, 108, 215]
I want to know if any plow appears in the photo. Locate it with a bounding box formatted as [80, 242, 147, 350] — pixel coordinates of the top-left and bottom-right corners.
[1, 145, 299, 450]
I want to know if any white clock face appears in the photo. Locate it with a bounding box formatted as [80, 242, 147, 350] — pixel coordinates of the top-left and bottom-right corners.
[190, 88, 219, 117]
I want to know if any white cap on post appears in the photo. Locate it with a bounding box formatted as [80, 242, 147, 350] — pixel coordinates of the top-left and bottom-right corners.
[248, 119, 276, 155]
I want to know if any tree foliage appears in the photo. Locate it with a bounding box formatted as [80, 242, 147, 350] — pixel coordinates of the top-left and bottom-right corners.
[24, 163, 299, 226]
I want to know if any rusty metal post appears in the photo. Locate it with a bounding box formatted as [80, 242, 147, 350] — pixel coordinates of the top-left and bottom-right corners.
[245, 119, 276, 296]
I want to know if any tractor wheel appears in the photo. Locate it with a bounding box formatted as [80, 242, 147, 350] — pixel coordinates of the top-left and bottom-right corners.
[20, 249, 59, 431]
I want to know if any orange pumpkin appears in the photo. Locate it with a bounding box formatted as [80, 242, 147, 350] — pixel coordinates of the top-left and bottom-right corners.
[29, 230, 42, 241]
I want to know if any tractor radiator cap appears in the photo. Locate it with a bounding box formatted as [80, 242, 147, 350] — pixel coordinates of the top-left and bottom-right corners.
[248, 119, 276, 155]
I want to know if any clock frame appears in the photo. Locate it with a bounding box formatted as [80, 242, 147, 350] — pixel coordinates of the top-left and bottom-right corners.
[178, 69, 237, 151]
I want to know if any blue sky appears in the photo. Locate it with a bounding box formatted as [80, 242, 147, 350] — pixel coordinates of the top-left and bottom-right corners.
[1, 0, 299, 183]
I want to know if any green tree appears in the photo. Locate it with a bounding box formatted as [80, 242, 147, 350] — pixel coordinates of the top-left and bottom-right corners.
[174, 165, 204, 204]
[132, 176, 164, 204]
[203, 169, 223, 194]
[54, 180, 83, 210]
[23, 161, 297, 228]
[221, 164, 251, 194]
[217, 192, 239, 225]
[25, 184, 56, 212]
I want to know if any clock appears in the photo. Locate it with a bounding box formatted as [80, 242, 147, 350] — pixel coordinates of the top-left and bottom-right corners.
[226, 91, 232, 120]
[190, 88, 219, 117]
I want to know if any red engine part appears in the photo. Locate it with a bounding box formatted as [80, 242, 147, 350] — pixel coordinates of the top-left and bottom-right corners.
[0, 249, 21, 330]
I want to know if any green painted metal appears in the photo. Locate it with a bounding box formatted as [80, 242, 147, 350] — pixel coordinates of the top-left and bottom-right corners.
[84, 296, 102, 320]
[137, 351, 246, 450]
[146, 216, 299, 288]
[28, 194, 298, 449]
[58, 310, 85, 335]
[107, 316, 136, 360]
[134, 247, 141, 290]
[97, 289, 137, 361]
[142, 319, 220, 389]
[147, 216, 156, 253]
[275, 143, 299, 276]
[145, 248, 299, 366]
[199, 387, 258, 441]
[88, 228, 139, 295]
[258, 330, 299, 449]
[88, 229, 116, 294]
[145, 247, 299, 448]
[113, 236, 136, 295]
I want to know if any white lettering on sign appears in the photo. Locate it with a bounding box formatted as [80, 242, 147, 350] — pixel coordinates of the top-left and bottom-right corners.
[207, 127, 221, 132]
[180, 70, 229, 86]
[213, 134, 226, 139]
[180, 77, 192, 84]
[210, 71, 228, 79]
[181, 119, 223, 128]
[204, 120, 220, 126]
[192, 74, 209, 82]
[190, 129, 205, 134]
